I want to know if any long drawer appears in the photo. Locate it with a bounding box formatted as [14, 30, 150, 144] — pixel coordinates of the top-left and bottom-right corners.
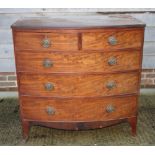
[21, 95, 137, 121]
[14, 32, 78, 51]
[19, 72, 139, 97]
[16, 50, 141, 73]
[82, 28, 143, 50]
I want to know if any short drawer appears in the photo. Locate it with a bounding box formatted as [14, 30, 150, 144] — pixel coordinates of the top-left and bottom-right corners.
[14, 32, 78, 51]
[19, 72, 139, 97]
[16, 50, 141, 73]
[82, 28, 144, 50]
[21, 95, 137, 121]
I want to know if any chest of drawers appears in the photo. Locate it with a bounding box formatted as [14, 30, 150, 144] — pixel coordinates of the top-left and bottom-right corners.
[11, 15, 145, 139]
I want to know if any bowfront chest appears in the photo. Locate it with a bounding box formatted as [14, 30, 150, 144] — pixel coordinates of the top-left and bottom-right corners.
[11, 15, 145, 139]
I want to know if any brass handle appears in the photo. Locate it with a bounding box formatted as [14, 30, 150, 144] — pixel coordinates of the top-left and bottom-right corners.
[108, 57, 117, 66]
[106, 81, 116, 90]
[106, 105, 115, 113]
[42, 38, 51, 48]
[44, 83, 54, 91]
[46, 106, 55, 115]
[43, 59, 53, 68]
[108, 36, 117, 45]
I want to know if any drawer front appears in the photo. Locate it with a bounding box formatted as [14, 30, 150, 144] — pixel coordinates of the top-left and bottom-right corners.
[82, 29, 144, 50]
[16, 50, 141, 73]
[14, 32, 78, 51]
[21, 96, 137, 121]
[19, 72, 139, 97]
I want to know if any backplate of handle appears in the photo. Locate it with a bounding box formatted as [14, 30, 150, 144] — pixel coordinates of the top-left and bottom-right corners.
[44, 82, 54, 91]
[106, 105, 115, 113]
[108, 57, 117, 66]
[108, 36, 117, 45]
[46, 106, 55, 115]
[42, 38, 51, 48]
[106, 81, 116, 90]
[43, 59, 53, 68]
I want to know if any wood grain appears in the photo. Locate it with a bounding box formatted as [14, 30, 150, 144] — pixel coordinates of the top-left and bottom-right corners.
[21, 95, 137, 121]
[19, 72, 139, 97]
[15, 50, 141, 73]
[14, 32, 78, 51]
[11, 16, 145, 137]
[82, 29, 144, 50]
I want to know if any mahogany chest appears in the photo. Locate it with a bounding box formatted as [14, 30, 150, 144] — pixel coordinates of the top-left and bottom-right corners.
[11, 15, 145, 139]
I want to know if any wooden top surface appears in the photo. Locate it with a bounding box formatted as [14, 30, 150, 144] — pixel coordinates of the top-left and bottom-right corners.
[11, 15, 145, 29]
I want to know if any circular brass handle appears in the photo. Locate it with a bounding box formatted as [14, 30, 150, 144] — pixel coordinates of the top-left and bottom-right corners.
[108, 57, 117, 66]
[43, 59, 53, 68]
[42, 38, 51, 48]
[44, 83, 54, 91]
[106, 81, 116, 90]
[108, 36, 117, 45]
[46, 106, 55, 115]
[106, 105, 115, 113]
